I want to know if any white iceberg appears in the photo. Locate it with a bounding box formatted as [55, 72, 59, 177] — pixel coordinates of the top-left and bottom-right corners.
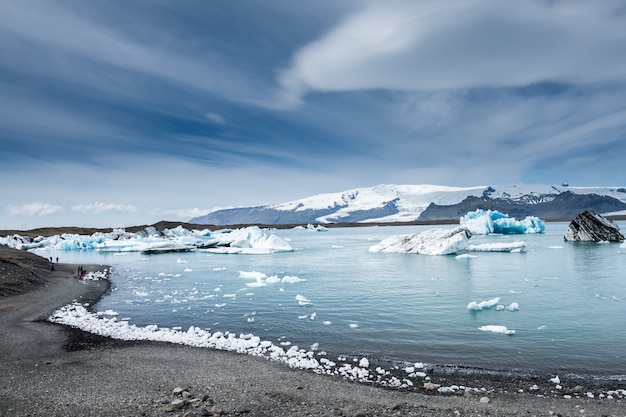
[478, 325, 516, 335]
[460, 209, 544, 235]
[3, 225, 292, 255]
[468, 241, 527, 252]
[467, 297, 500, 310]
[369, 227, 471, 256]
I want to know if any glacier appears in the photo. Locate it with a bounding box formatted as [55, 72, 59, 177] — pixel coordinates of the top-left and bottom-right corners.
[460, 209, 545, 235]
[190, 184, 626, 225]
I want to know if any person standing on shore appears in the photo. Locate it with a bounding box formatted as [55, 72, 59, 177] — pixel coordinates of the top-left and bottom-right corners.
[49, 262, 55, 272]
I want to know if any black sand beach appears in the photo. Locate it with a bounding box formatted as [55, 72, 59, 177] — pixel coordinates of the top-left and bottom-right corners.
[1, 245, 625, 416]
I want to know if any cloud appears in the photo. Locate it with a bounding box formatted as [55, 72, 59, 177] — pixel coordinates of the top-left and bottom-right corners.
[204, 113, 226, 124]
[7, 202, 64, 216]
[71, 202, 139, 215]
[277, 0, 626, 105]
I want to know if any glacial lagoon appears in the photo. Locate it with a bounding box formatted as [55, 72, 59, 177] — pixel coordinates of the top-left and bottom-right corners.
[41, 221, 626, 384]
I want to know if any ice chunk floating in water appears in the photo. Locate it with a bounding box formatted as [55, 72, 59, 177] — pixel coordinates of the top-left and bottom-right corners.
[369, 227, 471, 255]
[460, 209, 544, 235]
[479, 325, 516, 335]
[467, 297, 500, 311]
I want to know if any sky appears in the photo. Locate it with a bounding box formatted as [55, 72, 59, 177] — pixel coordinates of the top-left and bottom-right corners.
[1, 0, 626, 230]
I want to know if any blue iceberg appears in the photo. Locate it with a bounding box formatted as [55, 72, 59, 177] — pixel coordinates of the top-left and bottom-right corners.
[460, 209, 545, 235]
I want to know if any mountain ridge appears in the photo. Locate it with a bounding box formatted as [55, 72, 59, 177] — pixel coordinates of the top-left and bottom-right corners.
[190, 184, 626, 225]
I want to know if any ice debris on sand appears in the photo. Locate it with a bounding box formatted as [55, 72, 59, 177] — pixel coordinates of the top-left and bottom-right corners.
[46, 303, 447, 390]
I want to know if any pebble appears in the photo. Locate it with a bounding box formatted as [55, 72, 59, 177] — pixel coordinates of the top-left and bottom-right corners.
[479, 396, 490, 404]
[172, 399, 185, 409]
[210, 405, 224, 416]
[423, 382, 438, 391]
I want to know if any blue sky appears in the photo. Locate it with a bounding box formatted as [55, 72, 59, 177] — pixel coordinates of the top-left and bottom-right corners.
[1, 0, 625, 229]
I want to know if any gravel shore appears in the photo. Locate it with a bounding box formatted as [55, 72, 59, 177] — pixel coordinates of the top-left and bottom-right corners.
[1, 246, 624, 416]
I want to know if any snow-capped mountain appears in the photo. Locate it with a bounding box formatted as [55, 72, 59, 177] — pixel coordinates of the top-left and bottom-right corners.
[189, 184, 626, 225]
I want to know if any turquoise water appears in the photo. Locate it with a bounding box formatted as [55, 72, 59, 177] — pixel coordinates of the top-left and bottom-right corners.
[55, 222, 626, 379]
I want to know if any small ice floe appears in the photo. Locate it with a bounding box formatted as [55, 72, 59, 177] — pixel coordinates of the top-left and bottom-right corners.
[282, 275, 306, 283]
[212, 267, 226, 271]
[549, 245, 563, 249]
[323, 321, 332, 325]
[349, 323, 359, 328]
[310, 312, 317, 320]
[246, 317, 255, 323]
[550, 375, 560, 384]
[296, 295, 312, 306]
[507, 302, 519, 311]
[214, 303, 226, 308]
[176, 258, 188, 263]
[496, 302, 519, 311]
[239, 270, 267, 279]
[467, 297, 500, 311]
[478, 325, 515, 335]
[183, 268, 193, 272]
[298, 315, 309, 320]
[265, 275, 281, 284]
[468, 241, 526, 252]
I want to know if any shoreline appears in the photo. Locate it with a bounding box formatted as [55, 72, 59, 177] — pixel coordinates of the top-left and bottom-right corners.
[1, 252, 625, 415]
[2, 213, 626, 238]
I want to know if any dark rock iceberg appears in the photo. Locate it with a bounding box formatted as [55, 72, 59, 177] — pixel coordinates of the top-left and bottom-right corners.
[564, 210, 625, 242]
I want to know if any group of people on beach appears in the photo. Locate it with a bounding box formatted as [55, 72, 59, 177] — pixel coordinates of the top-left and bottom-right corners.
[48, 256, 58, 272]
[46, 256, 85, 280]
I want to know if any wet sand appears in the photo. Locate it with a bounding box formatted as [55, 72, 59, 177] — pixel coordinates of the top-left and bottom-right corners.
[1, 247, 624, 416]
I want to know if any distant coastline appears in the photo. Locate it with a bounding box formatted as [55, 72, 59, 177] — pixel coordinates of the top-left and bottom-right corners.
[2, 214, 626, 238]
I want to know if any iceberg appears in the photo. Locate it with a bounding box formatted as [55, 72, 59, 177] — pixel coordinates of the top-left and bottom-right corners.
[369, 226, 527, 255]
[467, 297, 500, 311]
[460, 209, 544, 235]
[3, 225, 293, 255]
[307, 224, 328, 232]
[478, 325, 516, 335]
[468, 241, 527, 252]
[369, 227, 471, 256]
